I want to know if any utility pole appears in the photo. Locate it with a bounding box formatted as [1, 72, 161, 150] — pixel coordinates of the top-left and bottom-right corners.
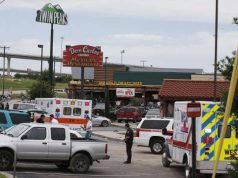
[120, 50, 125, 64]
[0, 46, 10, 96]
[214, 0, 219, 101]
[140, 60, 147, 68]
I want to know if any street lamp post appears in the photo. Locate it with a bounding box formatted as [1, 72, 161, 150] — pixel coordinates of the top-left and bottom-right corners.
[120, 50, 125, 64]
[60, 36, 64, 75]
[0, 46, 10, 96]
[104, 57, 109, 117]
[38, 44, 43, 97]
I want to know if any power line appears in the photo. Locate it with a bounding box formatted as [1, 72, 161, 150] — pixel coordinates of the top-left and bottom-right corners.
[0, 0, 6, 5]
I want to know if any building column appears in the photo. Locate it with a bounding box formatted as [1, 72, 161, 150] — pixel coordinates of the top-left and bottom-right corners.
[7, 57, 11, 77]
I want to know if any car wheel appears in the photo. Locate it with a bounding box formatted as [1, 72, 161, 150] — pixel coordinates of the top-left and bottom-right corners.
[55, 161, 69, 169]
[0, 150, 14, 171]
[117, 119, 121, 123]
[70, 153, 90, 174]
[185, 158, 191, 178]
[150, 139, 164, 154]
[162, 150, 170, 167]
[101, 120, 109, 127]
[132, 120, 136, 123]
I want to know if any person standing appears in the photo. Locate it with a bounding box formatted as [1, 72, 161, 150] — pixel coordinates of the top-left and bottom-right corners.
[36, 114, 45, 123]
[50, 114, 59, 123]
[85, 116, 92, 140]
[124, 123, 134, 164]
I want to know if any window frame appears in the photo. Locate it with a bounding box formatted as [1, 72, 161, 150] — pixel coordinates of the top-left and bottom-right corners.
[23, 127, 46, 140]
[63, 107, 72, 116]
[51, 127, 66, 141]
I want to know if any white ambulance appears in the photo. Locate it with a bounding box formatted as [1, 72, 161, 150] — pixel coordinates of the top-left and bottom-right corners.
[162, 101, 238, 178]
[35, 98, 92, 132]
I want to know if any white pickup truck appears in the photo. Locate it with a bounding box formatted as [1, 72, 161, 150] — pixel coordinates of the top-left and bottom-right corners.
[0, 123, 110, 173]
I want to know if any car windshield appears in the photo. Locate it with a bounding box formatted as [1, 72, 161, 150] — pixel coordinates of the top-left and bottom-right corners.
[5, 124, 30, 137]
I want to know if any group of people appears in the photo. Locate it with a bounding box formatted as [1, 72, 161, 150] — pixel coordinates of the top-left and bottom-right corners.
[36, 114, 59, 123]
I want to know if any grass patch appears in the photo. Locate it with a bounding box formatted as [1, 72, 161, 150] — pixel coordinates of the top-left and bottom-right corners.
[0, 173, 7, 178]
[0, 78, 68, 90]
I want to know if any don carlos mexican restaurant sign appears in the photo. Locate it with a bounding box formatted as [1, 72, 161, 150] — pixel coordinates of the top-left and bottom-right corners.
[36, 3, 68, 25]
[63, 45, 103, 67]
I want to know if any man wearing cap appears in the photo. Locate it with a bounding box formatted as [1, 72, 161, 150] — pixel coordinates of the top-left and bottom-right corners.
[50, 114, 59, 124]
[124, 123, 134, 164]
[85, 116, 92, 140]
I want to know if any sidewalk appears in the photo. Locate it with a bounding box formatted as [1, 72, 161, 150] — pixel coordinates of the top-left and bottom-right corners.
[0, 172, 13, 178]
[111, 122, 138, 129]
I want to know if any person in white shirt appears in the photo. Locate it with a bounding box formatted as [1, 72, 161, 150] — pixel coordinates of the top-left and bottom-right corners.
[50, 114, 59, 124]
[85, 116, 92, 139]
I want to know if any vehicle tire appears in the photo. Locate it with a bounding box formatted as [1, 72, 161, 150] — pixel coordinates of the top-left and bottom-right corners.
[150, 139, 164, 154]
[132, 120, 136, 123]
[101, 120, 109, 127]
[70, 153, 90, 174]
[55, 161, 69, 169]
[162, 150, 170, 167]
[185, 158, 191, 178]
[0, 150, 13, 171]
[118, 119, 122, 123]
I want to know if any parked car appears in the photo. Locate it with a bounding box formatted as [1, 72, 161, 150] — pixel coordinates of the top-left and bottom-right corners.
[144, 108, 160, 118]
[0, 123, 110, 173]
[116, 106, 144, 123]
[92, 115, 111, 127]
[134, 117, 173, 154]
[0, 110, 31, 131]
[9, 102, 36, 111]
[20, 109, 49, 122]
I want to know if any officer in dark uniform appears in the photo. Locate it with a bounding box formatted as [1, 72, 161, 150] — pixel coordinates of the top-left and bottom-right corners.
[124, 123, 133, 164]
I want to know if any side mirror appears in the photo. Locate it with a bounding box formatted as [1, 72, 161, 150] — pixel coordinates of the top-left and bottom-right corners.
[21, 135, 28, 140]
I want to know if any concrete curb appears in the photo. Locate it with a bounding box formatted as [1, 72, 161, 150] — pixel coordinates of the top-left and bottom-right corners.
[93, 133, 124, 143]
[0, 172, 13, 178]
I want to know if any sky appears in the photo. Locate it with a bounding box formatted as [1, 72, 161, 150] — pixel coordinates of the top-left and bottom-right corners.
[1, 0, 238, 74]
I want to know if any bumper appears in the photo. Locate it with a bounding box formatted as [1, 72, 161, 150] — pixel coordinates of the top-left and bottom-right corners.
[197, 161, 229, 174]
[103, 155, 110, 160]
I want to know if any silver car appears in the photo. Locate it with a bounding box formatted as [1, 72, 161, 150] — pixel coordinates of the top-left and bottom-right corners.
[92, 115, 111, 127]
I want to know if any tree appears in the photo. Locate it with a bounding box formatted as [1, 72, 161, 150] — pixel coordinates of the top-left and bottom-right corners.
[217, 52, 238, 116]
[27, 81, 54, 100]
[27, 70, 55, 99]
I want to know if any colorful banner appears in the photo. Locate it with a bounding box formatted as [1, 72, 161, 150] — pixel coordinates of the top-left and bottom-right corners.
[116, 88, 135, 98]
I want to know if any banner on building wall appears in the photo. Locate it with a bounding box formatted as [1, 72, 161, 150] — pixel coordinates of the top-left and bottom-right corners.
[116, 88, 135, 98]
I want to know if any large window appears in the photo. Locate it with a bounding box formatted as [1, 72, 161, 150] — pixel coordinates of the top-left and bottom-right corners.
[63, 107, 71, 115]
[141, 120, 169, 130]
[9, 113, 31, 124]
[0, 112, 7, 124]
[73, 108, 81, 116]
[24, 127, 46, 140]
[218, 125, 231, 138]
[51, 128, 66, 140]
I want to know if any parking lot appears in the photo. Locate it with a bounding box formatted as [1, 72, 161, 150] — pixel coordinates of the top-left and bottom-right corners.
[3, 140, 228, 178]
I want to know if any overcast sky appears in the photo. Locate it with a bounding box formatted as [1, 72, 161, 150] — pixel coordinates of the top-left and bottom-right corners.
[1, 0, 238, 74]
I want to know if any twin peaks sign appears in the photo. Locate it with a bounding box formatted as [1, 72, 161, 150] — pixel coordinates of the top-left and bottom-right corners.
[36, 3, 68, 25]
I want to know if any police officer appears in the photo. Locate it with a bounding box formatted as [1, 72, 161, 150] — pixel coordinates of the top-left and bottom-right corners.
[124, 123, 133, 164]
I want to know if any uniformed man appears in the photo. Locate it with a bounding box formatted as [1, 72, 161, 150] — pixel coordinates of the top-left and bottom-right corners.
[124, 123, 134, 164]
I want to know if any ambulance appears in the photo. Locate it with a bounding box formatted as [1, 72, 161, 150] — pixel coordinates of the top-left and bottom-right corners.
[162, 101, 238, 178]
[35, 98, 92, 132]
